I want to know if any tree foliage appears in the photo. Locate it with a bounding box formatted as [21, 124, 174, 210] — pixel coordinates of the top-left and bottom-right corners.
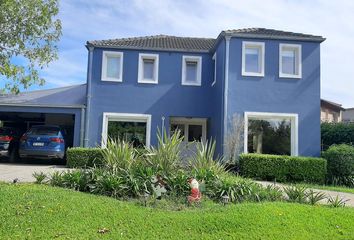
[0, 0, 62, 93]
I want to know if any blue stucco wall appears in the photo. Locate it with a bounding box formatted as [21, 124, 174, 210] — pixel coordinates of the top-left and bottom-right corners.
[227, 38, 321, 156]
[87, 48, 219, 148]
[0, 106, 83, 147]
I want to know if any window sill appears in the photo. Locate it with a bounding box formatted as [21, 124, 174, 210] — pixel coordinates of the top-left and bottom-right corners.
[101, 78, 122, 82]
[241, 72, 264, 77]
[182, 82, 202, 86]
[279, 73, 302, 79]
[138, 79, 158, 84]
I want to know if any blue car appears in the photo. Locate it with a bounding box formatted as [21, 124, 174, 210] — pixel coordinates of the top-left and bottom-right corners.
[19, 125, 65, 160]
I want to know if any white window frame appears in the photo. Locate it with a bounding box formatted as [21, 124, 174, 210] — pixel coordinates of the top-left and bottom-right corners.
[101, 112, 151, 148]
[181, 55, 202, 86]
[170, 117, 207, 143]
[212, 53, 216, 86]
[243, 112, 298, 156]
[138, 53, 159, 84]
[242, 41, 265, 77]
[101, 51, 123, 82]
[279, 43, 302, 79]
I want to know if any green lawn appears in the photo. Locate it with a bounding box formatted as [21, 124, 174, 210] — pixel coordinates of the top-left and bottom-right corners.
[1, 183, 354, 239]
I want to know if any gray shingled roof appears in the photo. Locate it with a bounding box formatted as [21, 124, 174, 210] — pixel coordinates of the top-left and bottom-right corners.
[222, 28, 325, 42]
[0, 84, 86, 107]
[87, 35, 215, 53]
[87, 28, 324, 52]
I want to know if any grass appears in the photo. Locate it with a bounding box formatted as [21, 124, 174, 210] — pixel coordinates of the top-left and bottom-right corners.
[1, 183, 354, 239]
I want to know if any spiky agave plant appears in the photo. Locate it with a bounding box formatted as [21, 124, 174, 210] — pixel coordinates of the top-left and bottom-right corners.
[190, 140, 225, 176]
[146, 128, 184, 174]
[101, 138, 136, 173]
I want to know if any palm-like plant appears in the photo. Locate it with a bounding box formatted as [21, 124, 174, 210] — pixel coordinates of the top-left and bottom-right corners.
[101, 138, 136, 173]
[145, 128, 184, 174]
[190, 140, 225, 175]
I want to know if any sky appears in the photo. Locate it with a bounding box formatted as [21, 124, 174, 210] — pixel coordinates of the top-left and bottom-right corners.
[24, 0, 354, 107]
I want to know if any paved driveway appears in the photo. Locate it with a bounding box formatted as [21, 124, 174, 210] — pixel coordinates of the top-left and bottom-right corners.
[0, 163, 67, 183]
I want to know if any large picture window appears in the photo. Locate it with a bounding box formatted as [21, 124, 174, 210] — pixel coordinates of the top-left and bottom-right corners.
[244, 112, 298, 156]
[102, 113, 151, 148]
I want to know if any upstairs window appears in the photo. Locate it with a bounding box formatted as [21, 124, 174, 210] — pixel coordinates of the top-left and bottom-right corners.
[242, 42, 265, 77]
[138, 53, 159, 84]
[182, 56, 202, 86]
[279, 44, 302, 78]
[101, 51, 123, 82]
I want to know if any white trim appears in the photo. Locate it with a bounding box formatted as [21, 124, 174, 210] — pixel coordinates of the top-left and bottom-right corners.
[138, 53, 159, 84]
[101, 112, 151, 147]
[101, 51, 123, 82]
[212, 53, 216, 86]
[170, 117, 207, 143]
[241, 41, 265, 77]
[279, 43, 302, 79]
[243, 111, 298, 156]
[181, 55, 202, 86]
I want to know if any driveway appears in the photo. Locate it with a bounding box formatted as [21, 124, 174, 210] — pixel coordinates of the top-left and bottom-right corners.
[0, 163, 67, 183]
[257, 181, 354, 207]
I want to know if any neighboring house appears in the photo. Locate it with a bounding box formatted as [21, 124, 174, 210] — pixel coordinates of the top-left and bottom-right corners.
[0, 28, 325, 157]
[320, 99, 344, 123]
[343, 108, 354, 122]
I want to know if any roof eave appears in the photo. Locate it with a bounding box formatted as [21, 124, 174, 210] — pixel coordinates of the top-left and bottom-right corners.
[85, 44, 211, 53]
[225, 32, 326, 42]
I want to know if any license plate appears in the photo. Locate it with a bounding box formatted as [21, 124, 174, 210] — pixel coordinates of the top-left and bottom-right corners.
[33, 142, 44, 146]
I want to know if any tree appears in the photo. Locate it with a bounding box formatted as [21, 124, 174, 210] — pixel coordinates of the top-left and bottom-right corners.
[0, 0, 61, 93]
[224, 114, 244, 164]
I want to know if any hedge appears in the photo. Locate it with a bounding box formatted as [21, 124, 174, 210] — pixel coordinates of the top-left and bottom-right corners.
[239, 153, 327, 184]
[66, 147, 104, 168]
[322, 144, 354, 186]
[321, 122, 354, 150]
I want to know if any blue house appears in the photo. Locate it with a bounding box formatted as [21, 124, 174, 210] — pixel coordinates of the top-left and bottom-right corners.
[0, 28, 325, 157]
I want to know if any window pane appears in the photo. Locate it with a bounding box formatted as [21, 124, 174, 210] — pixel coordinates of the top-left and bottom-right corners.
[188, 124, 202, 142]
[106, 56, 120, 79]
[245, 47, 260, 73]
[108, 121, 146, 148]
[282, 49, 297, 75]
[171, 124, 185, 140]
[143, 59, 155, 80]
[186, 61, 198, 82]
[247, 118, 291, 155]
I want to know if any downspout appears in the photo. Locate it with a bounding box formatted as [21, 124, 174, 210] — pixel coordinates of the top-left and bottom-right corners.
[84, 46, 94, 147]
[80, 107, 85, 147]
[223, 36, 231, 153]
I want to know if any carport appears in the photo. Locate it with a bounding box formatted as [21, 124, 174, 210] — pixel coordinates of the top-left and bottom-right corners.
[0, 84, 86, 149]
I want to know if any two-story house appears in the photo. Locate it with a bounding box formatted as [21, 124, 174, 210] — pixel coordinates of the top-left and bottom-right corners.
[0, 28, 325, 157]
[84, 28, 325, 157]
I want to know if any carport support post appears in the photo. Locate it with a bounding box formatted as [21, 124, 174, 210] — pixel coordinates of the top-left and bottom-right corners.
[80, 107, 85, 147]
[84, 46, 94, 147]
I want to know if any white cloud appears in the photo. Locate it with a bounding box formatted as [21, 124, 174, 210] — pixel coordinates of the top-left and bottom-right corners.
[40, 0, 353, 107]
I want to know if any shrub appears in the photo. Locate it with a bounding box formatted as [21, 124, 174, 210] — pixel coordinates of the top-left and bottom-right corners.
[66, 147, 103, 168]
[321, 122, 354, 150]
[322, 144, 354, 186]
[32, 172, 47, 184]
[239, 153, 327, 184]
[101, 138, 136, 172]
[189, 140, 225, 175]
[146, 129, 184, 174]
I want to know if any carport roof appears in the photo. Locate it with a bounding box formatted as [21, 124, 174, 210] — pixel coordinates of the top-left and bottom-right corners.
[0, 84, 86, 108]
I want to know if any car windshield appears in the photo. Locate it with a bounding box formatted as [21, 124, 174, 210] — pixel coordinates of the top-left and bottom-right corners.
[0, 128, 13, 135]
[27, 127, 60, 136]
